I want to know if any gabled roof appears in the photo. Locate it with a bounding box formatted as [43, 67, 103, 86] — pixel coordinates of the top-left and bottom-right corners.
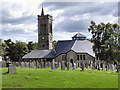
[23, 49, 55, 59]
[55, 40, 95, 57]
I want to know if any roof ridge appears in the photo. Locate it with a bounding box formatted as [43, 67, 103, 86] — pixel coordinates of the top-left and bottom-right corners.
[71, 40, 77, 51]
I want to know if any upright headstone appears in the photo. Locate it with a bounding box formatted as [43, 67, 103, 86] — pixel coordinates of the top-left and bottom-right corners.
[1, 61, 6, 67]
[15, 62, 20, 67]
[81, 61, 85, 71]
[8, 67, 16, 73]
[44, 62, 47, 68]
[117, 62, 120, 73]
[26, 62, 29, 68]
[48, 62, 51, 68]
[106, 64, 109, 71]
[61, 61, 65, 70]
[102, 62, 105, 70]
[51, 59, 56, 70]
[41, 62, 44, 68]
[90, 61, 93, 69]
[73, 63, 77, 70]
[36, 61, 40, 69]
[21, 62, 25, 68]
[67, 62, 71, 70]
[97, 61, 101, 70]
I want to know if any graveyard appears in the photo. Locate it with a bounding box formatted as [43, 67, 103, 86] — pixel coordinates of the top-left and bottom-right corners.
[2, 67, 118, 88]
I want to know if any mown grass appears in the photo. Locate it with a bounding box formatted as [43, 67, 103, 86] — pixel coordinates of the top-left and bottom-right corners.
[2, 67, 119, 88]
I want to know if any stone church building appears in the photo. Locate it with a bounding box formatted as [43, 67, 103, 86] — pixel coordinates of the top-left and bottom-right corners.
[22, 8, 95, 63]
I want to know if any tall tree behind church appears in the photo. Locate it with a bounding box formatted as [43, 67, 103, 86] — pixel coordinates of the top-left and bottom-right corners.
[88, 21, 120, 62]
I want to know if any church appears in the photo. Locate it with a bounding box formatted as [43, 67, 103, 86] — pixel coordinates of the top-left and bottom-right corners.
[22, 8, 95, 64]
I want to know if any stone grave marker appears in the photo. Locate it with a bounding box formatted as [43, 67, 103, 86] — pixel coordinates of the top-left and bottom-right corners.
[41, 62, 44, 68]
[73, 63, 77, 70]
[61, 61, 65, 70]
[21, 62, 25, 68]
[51, 59, 56, 70]
[8, 67, 16, 73]
[67, 62, 71, 70]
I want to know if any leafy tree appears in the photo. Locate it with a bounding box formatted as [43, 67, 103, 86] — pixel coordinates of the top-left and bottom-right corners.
[88, 21, 120, 62]
[4, 39, 29, 62]
[52, 40, 57, 49]
[27, 41, 38, 52]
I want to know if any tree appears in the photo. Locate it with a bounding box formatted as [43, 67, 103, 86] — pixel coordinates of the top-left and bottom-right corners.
[88, 21, 120, 62]
[4, 39, 29, 62]
[52, 40, 57, 49]
[27, 41, 38, 52]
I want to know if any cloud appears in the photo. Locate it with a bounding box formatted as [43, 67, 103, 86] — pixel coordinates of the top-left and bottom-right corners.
[1, 1, 118, 42]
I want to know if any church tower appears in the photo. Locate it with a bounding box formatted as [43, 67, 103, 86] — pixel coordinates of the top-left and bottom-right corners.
[38, 8, 53, 50]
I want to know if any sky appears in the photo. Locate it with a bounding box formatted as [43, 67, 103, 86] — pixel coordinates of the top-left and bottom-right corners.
[1, 0, 119, 42]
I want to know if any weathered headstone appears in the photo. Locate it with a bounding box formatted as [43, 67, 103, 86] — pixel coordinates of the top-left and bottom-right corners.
[97, 61, 101, 70]
[111, 64, 115, 71]
[67, 62, 71, 70]
[117, 62, 120, 73]
[25, 62, 30, 68]
[1, 61, 6, 67]
[36, 61, 40, 69]
[61, 61, 65, 70]
[15, 62, 20, 67]
[8, 67, 16, 73]
[73, 63, 77, 70]
[81, 61, 85, 71]
[48, 62, 51, 68]
[41, 62, 44, 68]
[106, 64, 109, 71]
[90, 61, 93, 69]
[44, 62, 47, 68]
[51, 59, 56, 70]
[102, 62, 105, 70]
[21, 62, 25, 68]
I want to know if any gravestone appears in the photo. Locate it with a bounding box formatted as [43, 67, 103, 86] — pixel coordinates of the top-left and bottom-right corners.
[92, 61, 95, 70]
[41, 62, 44, 68]
[73, 63, 77, 70]
[67, 62, 71, 70]
[26, 62, 30, 68]
[58, 62, 61, 68]
[86, 61, 89, 69]
[21, 62, 25, 68]
[81, 61, 85, 71]
[106, 64, 109, 71]
[15, 62, 20, 67]
[48, 62, 51, 68]
[44, 62, 47, 68]
[55, 62, 58, 69]
[8, 67, 16, 73]
[97, 61, 101, 70]
[1, 61, 6, 67]
[111, 64, 115, 71]
[90, 61, 93, 69]
[102, 62, 105, 70]
[51, 59, 56, 70]
[36, 61, 40, 69]
[117, 62, 120, 73]
[61, 61, 65, 70]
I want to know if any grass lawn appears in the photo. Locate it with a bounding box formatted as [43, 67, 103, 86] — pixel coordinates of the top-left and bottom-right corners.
[2, 67, 119, 88]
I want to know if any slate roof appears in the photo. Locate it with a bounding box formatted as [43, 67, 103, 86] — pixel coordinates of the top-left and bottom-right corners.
[55, 39, 95, 57]
[23, 33, 95, 59]
[72, 32, 86, 38]
[23, 49, 55, 59]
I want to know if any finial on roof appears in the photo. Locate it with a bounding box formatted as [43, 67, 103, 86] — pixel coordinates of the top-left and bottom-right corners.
[41, 3, 44, 16]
